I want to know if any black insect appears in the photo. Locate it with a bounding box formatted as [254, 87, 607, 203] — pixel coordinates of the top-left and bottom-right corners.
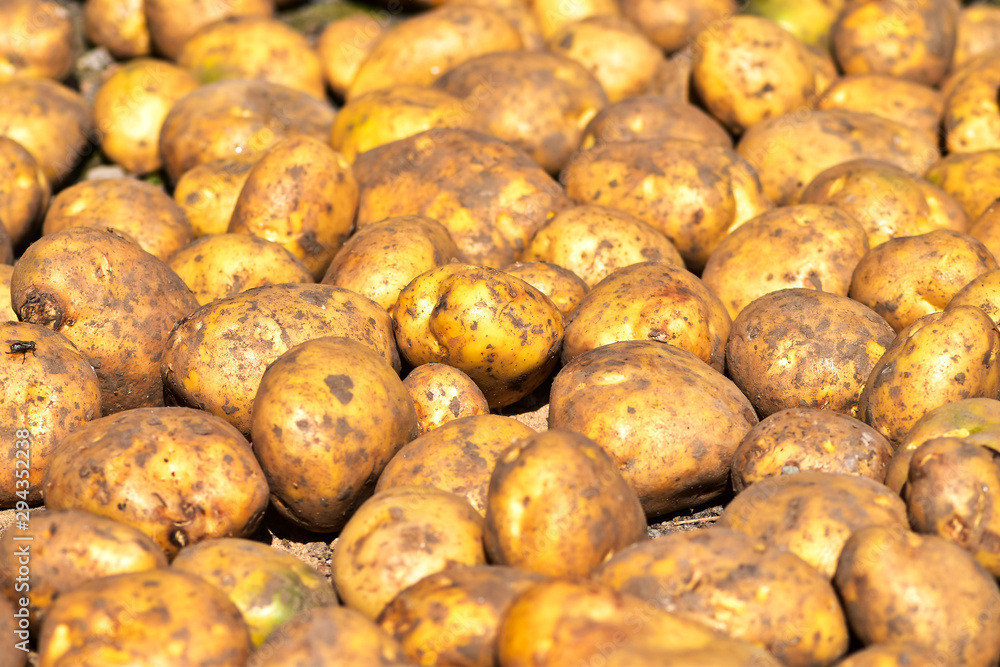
[6, 341, 36, 364]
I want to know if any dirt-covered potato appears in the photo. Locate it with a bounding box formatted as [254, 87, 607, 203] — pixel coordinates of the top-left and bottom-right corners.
[564, 139, 769, 272]
[0, 509, 166, 627]
[84, 0, 150, 58]
[12, 228, 198, 414]
[562, 261, 730, 370]
[434, 51, 607, 173]
[43, 179, 194, 262]
[836, 643, 944, 667]
[457, 0, 545, 51]
[144, 0, 272, 61]
[702, 205, 869, 320]
[159, 80, 335, 183]
[393, 263, 563, 408]
[163, 283, 398, 435]
[251, 337, 417, 533]
[622, 0, 736, 52]
[0, 136, 48, 247]
[378, 566, 544, 667]
[322, 215, 462, 310]
[333, 486, 487, 619]
[816, 75, 944, 142]
[727, 289, 895, 418]
[550, 340, 757, 517]
[42, 407, 269, 558]
[925, 149, 1000, 220]
[738, 109, 941, 206]
[0, 267, 15, 322]
[0, 0, 74, 82]
[228, 136, 357, 279]
[38, 569, 251, 666]
[529, 0, 621, 37]
[580, 96, 732, 151]
[969, 198, 1000, 259]
[172, 538, 336, 647]
[948, 267, 1000, 326]
[835, 526, 1000, 666]
[953, 5, 1000, 72]
[0, 322, 100, 505]
[402, 365, 490, 437]
[719, 470, 909, 578]
[502, 261, 588, 319]
[944, 57, 1000, 154]
[354, 128, 570, 268]
[317, 14, 387, 99]
[174, 156, 257, 238]
[595, 528, 849, 666]
[0, 79, 93, 185]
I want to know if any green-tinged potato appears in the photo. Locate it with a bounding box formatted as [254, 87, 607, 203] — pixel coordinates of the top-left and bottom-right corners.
[172, 538, 336, 647]
[0, 79, 93, 185]
[38, 569, 251, 666]
[144, 0, 272, 61]
[0, 510, 166, 627]
[727, 289, 896, 418]
[800, 159, 970, 249]
[953, 5, 1000, 72]
[718, 470, 909, 578]
[251, 337, 417, 533]
[84, 0, 150, 58]
[949, 267, 1000, 325]
[563, 139, 770, 272]
[562, 261, 730, 370]
[849, 229, 996, 332]
[0, 597, 23, 666]
[836, 643, 945, 667]
[94, 59, 200, 175]
[744, 0, 845, 49]
[11, 228, 198, 414]
[174, 156, 257, 238]
[944, 58, 1000, 154]
[162, 283, 398, 435]
[550, 340, 757, 517]
[392, 263, 563, 408]
[401, 365, 491, 437]
[317, 14, 387, 99]
[925, 149, 1000, 220]
[0, 136, 48, 246]
[333, 486, 487, 619]
[322, 215, 462, 311]
[521, 205, 683, 288]
[456, 0, 545, 51]
[0, 0, 73, 82]
[502, 261, 588, 319]
[353, 128, 570, 268]
[738, 109, 941, 206]
[42, 407, 269, 558]
[622, 0, 736, 52]
[0, 266, 15, 321]
[434, 51, 607, 174]
[348, 5, 522, 99]
[969, 198, 1000, 259]
[580, 96, 732, 151]
[43, 179, 194, 262]
[0, 322, 100, 505]
[595, 528, 849, 667]
[702, 205, 870, 320]
[817, 75, 944, 143]
[159, 80, 335, 183]
[529, 0, 621, 38]
[378, 566, 544, 667]
[835, 526, 1000, 666]
[228, 136, 357, 280]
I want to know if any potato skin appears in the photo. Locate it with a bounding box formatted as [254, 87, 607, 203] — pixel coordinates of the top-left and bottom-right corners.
[579, 96, 732, 151]
[817, 75, 944, 142]
[144, 0, 272, 60]
[925, 149, 1000, 220]
[953, 5, 1000, 72]
[0, 0, 74, 82]
[84, 0, 151, 58]
[317, 15, 387, 99]
[944, 57, 1000, 154]
[502, 261, 588, 320]
[0, 266, 16, 322]
[836, 643, 945, 667]
[174, 156, 257, 238]
[401, 364, 491, 437]
[622, 0, 736, 52]
[969, 198, 1000, 261]
[0, 136, 49, 246]
[529, 0, 621, 38]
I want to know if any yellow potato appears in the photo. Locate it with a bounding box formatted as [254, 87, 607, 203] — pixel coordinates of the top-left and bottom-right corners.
[952, 4, 1000, 72]
[836, 644, 947, 667]
[529, 0, 621, 37]
[622, 0, 736, 52]
[969, 198, 1000, 260]
[502, 261, 588, 319]
[173, 156, 258, 238]
[0, 136, 48, 246]
[944, 57, 1000, 154]
[925, 149, 1000, 220]
[0, 0, 74, 82]
[401, 364, 491, 437]
[0, 266, 16, 322]
[144, 0, 272, 60]
[84, 0, 151, 59]
[456, 0, 546, 50]
[580, 96, 732, 151]
[817, 75, 944, 143]
[317, 14, 388, 99]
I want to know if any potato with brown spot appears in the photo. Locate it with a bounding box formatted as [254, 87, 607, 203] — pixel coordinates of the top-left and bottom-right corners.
[84, 0, 150, 58]
[969, 198, 1000, 260]
[456, 0, 546, 51]
[144, 0, 272, 60]
[944, 57, 1000, 154]
[0, 0, 74, 82]
[0, 136, 49, 247]
[817, 75, 944, 144]
[622, 0, 735, 52]
[580, 96, 732, 151]
[947, 267, 1000, 326]
[925, 149, 1000, 220]
[502, 261, 588, 320]
[401, 365, 491, 438]
[174, 156, 258, 238]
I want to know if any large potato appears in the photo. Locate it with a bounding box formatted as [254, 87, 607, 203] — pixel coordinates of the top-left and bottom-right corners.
[0, 0, 74, 82]
[944, 57, 1000, 154]
[0, 136, 48, 247]
[816, 75, 944, 144]
[174, 156, 257, 238]
[84, 0, 150, 59]
[925, 149, 1000, 220]
[144, 0, 272, 60]
[622, 0, 736, 52]
[401, 364, 490, 436]
[579, 96, 732, 151]
[502, 261, 588, 319]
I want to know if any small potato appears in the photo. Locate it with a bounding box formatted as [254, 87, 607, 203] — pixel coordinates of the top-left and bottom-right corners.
[317, 14, 387, 99]
[835, 526, 1000, 666]
[817, 75, 944, 143]
[322, 215, 462, 310]
[949, 267, 1000, 325]
[702, 204, 870, 320]
[529, 0, 621, 37]
[836, 643, 945, 667]
[174, 156, 257, 238]
[953, 5, 1000, 72]
[144, 0, 272, 61]
[849, 229, 996, 332]
[731, 408, 894, 492]
[0, 135, 49, 246]
[944, 57, 1000, 154]
[0, 0, 74, 82]
[401, 364, 491, 437]
[622, 0, 736, 52]
[43, 178, 194, 262]
[925, 149, 1000, 220]
[562, 261, 731, 370]
[502, 261, 588, 319]
[580, 96, 732, 151]
[719, 470, 909, 578]
[84, 0, 150, 58]
[332, 486, 487, 619]
[0, 266, 15, 321]
[38, 569, 252, 666]
[969, 198, 1000, 260]
[647, 47, 694, 102]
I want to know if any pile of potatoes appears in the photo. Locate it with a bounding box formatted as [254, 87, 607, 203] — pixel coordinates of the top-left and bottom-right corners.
[2, 0, 1000, 663]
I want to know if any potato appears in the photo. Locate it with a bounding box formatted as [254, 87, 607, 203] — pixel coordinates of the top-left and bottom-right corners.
[647, 47, 694, 102]
[0, 79, 94, 185]
[502, 261, 588, 319]
[622, 0, 735, 52]
[529, 0, 621, 37]
[333, 486, 487, 619]
[228, 136, 357, 279]
[0, 596, 24, 666]
[727, 289, 896, 418]
[174, 156, 257, 238]
[353, 128, 570, 268]
[595, 528, 849, 666]
[925, 149, 1000, 220]
[836, 643, 944, 667]
[348, 5, 523, 99]
[144, 0, 272, 61]
[12, 228, 198, 414]
[456, 0, 545, 51]
[162, 283, 398, 435]
[0, 0, 74, 82]
[43, 178, 194, 262]
[835, 526, 1000, 666]
[737, 109, 941, 206]
[0, 136, 48, 247]
[317, 14, 387, 99]
[0, 322, 100, 505]
[563, 139, 770, 272]
[0, 266, 15, 322]
[718, 470, 909, 578]
[38, 569, 251, 666]
[953, 4, 1000, 72]
[833, 0, 958, 86]
[580, 96, 732, 151]
[944, 57, 1000, 154]
[800, 158, 970, 249]
[84, 0, 150, 59]
[744, 0, 845, 49]
[949, 267, 1000, 326]
[401, 365, 491, 437]
[817, 75, 944, 142]
[159, 80, 335, 183]
[0, 222, 11, 265]
[172, 538, 336, 647]
[0, 509, 166, 627]
[393, 263, 563, 408]
[702, 205, 870, 320]
[378, 566, 544, 667]
[550, 340, 757, 517]
[434, 51, 607, 173]
[562, 261, 730, 370]
[969, 198, 1000, 260]
[322, 215, 461, 311]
